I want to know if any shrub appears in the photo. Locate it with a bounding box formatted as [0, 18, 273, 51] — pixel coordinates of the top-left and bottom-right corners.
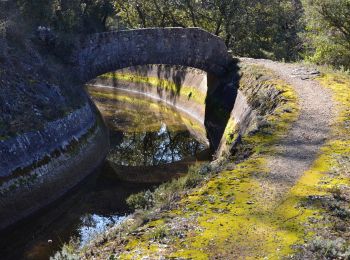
[126, 190, 154, 210]
[150, 226, 169, 242]
[303, 0, 350, 70]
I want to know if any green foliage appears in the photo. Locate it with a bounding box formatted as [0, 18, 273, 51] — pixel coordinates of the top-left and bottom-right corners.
[310, 237, 350, 258]
[150, 226, 169, 241]
[4, 1, 350, 71]
[50, 243, 79, 260]
[15, 0, 115, 33]
[114, 0, 303, 61]
[16, 0, 57, 27]
[302, 0, 350, 69]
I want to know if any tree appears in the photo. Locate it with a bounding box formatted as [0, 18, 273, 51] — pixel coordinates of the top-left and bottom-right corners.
[302, 0, 350, 69]
[113, 0, 303, 61]
[16, 0, 116, 34]
[17, 0, 58, 27]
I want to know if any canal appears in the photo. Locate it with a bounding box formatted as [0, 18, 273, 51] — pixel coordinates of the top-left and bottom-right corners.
[0, 85, 209, 259]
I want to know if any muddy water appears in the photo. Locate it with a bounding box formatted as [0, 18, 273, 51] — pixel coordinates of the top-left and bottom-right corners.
[0, 87, 209, 260]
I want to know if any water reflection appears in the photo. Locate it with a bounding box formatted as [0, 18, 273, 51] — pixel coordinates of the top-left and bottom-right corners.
[79, 214, 126, 247]
[108, 126, 205, 166]
[91, 86, 208, 167]
[0, 165, 150, 260]
[0, 86, 209, 260]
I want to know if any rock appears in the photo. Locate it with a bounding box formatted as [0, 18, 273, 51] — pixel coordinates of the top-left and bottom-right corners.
[291, 67, 320, 80]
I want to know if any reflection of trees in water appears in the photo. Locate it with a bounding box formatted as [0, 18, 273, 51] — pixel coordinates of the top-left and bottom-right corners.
[107, 127, 205, 166]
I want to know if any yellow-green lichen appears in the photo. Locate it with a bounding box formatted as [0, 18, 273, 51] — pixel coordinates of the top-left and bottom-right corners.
[99, 72, 206, 105]
[167, 79, 301, 259]
[224, 119, 239, 145]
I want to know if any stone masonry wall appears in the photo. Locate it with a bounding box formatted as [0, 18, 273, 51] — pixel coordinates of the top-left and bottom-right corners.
[75, 28, 234, 82]
[0, 103, 95, 179]
[0, 100, 109, 231]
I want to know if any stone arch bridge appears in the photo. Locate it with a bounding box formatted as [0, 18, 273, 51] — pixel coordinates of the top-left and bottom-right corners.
[73, 27, 235, 82]
[73, 27, 239, 150]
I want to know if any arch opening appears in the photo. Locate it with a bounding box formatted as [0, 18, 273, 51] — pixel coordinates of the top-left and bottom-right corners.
[86, 63, 239, 154]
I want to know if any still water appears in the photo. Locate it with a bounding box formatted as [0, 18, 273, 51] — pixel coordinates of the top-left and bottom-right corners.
[0, 87, 208, 259]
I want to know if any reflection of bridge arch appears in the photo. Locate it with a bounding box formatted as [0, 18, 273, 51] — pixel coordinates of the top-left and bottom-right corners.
[74, 27, 234, 82]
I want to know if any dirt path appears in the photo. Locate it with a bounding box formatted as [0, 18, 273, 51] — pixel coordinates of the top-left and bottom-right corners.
[241, 58, 334, 196]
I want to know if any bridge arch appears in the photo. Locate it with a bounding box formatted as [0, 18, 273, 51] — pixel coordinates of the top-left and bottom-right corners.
[74, 27, 234, 82]
[74, 27, 238, 150]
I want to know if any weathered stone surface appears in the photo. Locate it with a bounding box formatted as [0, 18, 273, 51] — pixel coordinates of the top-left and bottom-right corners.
[0, 118, 108, 230]
[214, 90, 257, 159]
[90, 65, 208, 123]
[0, 103, 95, 178]
[74, 27, 234, 82]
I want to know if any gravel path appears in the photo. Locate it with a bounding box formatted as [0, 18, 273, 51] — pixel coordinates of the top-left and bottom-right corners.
[240, 58, 334, 195]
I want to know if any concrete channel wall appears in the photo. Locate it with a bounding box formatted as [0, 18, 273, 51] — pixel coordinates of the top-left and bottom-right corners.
[0, 103, 94, 178]
[89, 65, 209, 126]
[0, 101, 109, 231]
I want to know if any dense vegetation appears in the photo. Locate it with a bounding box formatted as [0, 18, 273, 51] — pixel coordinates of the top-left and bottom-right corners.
[1, 0, 349, 70]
